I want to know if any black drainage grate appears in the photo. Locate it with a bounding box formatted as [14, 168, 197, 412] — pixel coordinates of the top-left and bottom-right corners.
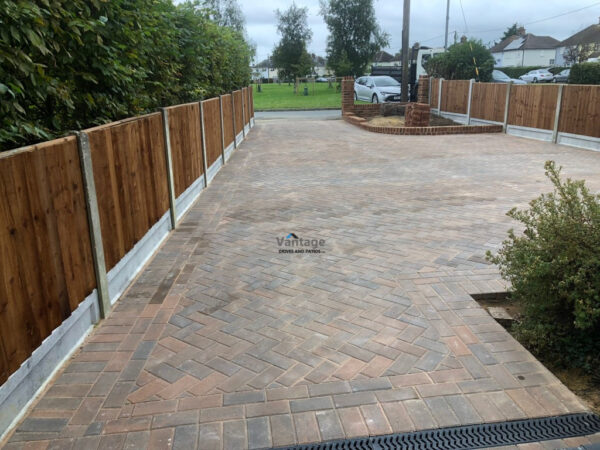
[277, 413, 600, 450]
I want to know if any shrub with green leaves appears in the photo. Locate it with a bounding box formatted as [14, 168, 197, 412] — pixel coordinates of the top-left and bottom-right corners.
[0, 0, 253, 151]
[569, 62, 600, 85]
[424, 39, 494, 81]
[487, 161, 600, 372]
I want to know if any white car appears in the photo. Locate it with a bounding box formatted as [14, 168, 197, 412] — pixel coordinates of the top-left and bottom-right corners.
[519, 69, 554, 83]
[491, 70, 526, 85]
[354, 76, 401, 103]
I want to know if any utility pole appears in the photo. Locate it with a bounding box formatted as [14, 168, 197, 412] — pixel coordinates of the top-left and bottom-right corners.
[444, 0, 450, 50]
[401, 0, 410, 102]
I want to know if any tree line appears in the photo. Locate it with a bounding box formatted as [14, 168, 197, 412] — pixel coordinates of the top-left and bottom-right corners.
[272, 0, 389, 80]
[0, 0, 254, 150]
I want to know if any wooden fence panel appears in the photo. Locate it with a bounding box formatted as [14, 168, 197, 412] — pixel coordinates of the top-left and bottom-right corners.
[441, 80, 469, 114]
[0, 137, 96, 379]
[470, 83, 507, 123]
[249, 85, 254, 117]
[86, 113, 169, 270]
[242, 87, 250, 125]
[558, 85, 600, 138]
[233, 90, 243, 135]
[430, 78, 439, 108]
[202, 98, 223, 166]
[508, 84, 558, 130]
[166, 103, 204, 197]
[222, 94, 234, 147]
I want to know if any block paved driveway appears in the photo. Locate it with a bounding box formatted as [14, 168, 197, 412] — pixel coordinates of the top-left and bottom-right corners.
[6, 119, 600, 449]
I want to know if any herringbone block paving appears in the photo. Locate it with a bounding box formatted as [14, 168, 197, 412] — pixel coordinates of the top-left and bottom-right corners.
[5, 119, 600, 449]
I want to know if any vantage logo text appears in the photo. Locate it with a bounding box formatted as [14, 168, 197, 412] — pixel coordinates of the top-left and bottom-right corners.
[276, 233, 326, 254]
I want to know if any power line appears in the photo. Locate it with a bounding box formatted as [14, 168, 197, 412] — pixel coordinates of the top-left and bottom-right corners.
[470, 1, 600, 35]
[458, 0, 469, 34]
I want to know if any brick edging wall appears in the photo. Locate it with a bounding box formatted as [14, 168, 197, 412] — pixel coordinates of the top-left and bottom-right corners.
[343, 113, 503, 136]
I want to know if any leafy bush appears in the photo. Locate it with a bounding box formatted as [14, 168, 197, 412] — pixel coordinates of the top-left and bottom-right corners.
[424, 39, 494, 81]
[487, 161, 600, 373]
[0, 0, 253, 151]
[569, 62, 600, 85]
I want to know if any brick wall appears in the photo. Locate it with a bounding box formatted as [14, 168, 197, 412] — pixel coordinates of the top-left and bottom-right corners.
[341, 76, 354, 114]
[405, 103, 430, 127]
[417, 75, 430, 104]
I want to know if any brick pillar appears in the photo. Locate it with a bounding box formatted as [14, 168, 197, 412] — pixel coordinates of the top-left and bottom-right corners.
[405, 103, 431, 127]
[341, 76, 355, 114]
[417, 75, 429, 104]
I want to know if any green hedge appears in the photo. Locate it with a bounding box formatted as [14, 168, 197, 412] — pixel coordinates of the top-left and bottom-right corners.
[569, 62, 600, 84]
[495, 66, 565, 79]
[0, 0, 253, 151]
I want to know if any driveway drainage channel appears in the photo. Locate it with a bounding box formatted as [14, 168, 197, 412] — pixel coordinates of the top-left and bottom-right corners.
[277, 413, 600, 449]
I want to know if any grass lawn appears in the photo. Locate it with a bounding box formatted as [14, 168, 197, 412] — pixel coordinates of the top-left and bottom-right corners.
[253, 82, 342, 110]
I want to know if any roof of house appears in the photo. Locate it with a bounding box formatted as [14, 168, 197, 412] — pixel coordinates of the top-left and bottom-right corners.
[559, 24, 600, 47]
[373, 51, 396, 63]
[254, 59, 270, 68]
[490, 33, 560, 53]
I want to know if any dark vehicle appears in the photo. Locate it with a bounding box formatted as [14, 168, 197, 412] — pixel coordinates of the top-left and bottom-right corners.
[552, 69, 570, 83]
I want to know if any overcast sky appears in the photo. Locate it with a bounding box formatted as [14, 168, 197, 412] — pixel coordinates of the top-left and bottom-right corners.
[241, 0, 600, 63]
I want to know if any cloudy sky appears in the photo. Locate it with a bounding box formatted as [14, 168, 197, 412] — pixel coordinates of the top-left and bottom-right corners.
[240, 0, 600, 63]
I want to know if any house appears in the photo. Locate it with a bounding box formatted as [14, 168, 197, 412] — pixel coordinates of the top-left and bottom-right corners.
[491, 28, 560, 67]
[555, 19, 600, 66]
[251, 58, 279, 81]
[372, 50, 400, 67]
[311, 54, 329, 77]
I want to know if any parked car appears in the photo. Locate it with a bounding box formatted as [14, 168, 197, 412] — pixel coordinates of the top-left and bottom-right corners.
[354, 76, 401, 103]
[552, 69, 570, 83]
[315, 77, 330, 82]
[519, 69, 554, 83]
[491, 70, 526, 84]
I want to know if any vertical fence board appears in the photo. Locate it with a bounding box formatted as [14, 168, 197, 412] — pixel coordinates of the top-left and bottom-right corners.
[167, 103, 204, 197]
[233, 90, 243, 135]
[221, 94, 234, 147]
[508, 84, 558, 130]
[0, 137, 96, 376]
[202, 98, 223, 167]
[441, 80, 470, 114]
[86, 113, 169, 270]
[558, 85, 600, 138]
[249, 85, 254, 118]
[242, 87, 250, 125]
[430, 78, 439, 108]
[470, 83, 508, 123]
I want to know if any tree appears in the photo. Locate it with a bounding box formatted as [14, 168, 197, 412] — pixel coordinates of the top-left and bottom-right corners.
[563, 43, 597, 66]
[424, 39, 495, 81]
[320, 0, 389, 76]
[205, 0, 245, 33]
[499, 23, 522, 43]
[271, 3, 313, 81]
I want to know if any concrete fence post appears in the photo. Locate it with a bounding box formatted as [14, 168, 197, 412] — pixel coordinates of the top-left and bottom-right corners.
[219, 95, 226, 165]
[552, 84, 564, 144]
[75, 131, 110, 320]
[160, 108, 177, 229]
[199, 101, 208, 187]
[466, 78, 475, 125]
[503, 81, 513, 133]
[438, 78, 444, 114]
[231, 92, 237, 149]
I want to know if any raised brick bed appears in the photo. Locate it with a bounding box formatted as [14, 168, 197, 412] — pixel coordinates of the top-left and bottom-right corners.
[343, 112, 503, 135]
[341, 76, 503, 136]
